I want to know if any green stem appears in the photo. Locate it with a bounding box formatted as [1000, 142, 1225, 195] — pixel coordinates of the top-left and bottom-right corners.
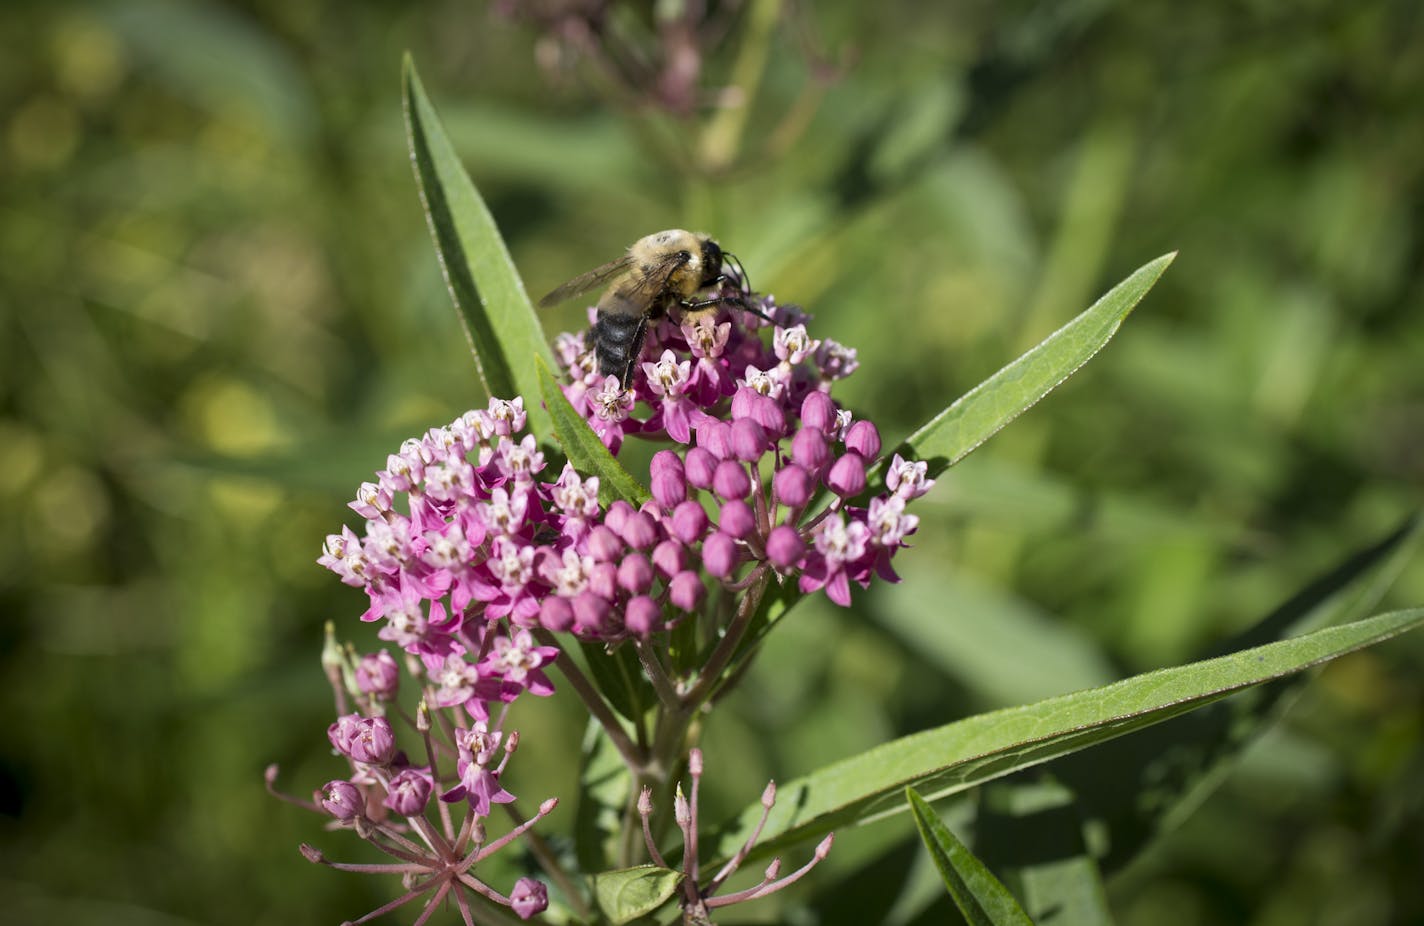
[538, 631, 646, 770]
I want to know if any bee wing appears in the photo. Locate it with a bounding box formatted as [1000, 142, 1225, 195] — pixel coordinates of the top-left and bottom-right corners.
[538, 255, 635, 308]
[605, 251, 691, 308]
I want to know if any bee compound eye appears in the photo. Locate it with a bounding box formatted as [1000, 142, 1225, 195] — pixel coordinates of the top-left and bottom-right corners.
[680, 250, 692, 262]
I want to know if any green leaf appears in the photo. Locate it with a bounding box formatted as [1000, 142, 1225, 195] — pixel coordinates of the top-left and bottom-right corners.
[578, 638, 654, 725]
[710, 607, 1424, 863]
[402, 55, 554, 437]
[906, 787, 1034, 926]
[975, 777, 1114, 926]
[1044, 515, 1421, 873]
[574, 718, 633, 873]
[591, 865, 683, 924]
[890, 253, 1175, 480]
[536, 355, 651, 507]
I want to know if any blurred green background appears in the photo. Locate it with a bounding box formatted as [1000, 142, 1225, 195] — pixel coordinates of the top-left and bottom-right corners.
[3, 1, 1422, 924]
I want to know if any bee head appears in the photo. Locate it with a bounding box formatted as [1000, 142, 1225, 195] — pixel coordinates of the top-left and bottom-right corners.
[698, 237, 723, 287]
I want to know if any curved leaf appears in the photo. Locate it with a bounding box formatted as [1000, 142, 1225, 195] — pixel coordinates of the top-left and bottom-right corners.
[889, 253, 1175, 480]
[536, 355, 650, 506]
[710, 607, 1424, 863]
[592, 865, 683, 924]
[403, 55, 554, 436]
[906, 788, 1034, 926]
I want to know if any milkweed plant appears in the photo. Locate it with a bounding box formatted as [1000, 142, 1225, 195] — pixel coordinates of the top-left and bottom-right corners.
[265, 58, 1424, 926]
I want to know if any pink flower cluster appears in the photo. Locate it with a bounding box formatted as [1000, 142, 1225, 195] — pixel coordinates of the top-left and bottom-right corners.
[555, 296, 932, 605]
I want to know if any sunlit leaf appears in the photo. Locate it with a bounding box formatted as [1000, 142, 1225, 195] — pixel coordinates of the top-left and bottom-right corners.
[592, 865, 683, 924]
[536, 356, 650, 507]
[403, 54, 554, 437]
[906, 788, 1034, 926]
[710, 607, 1424, 863]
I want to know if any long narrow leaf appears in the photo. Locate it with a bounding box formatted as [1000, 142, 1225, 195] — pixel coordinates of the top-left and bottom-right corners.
[710, 607, 1424, 862]
[906, 788, 1034, 926]
[403, 55, 554, 436]
[891, 253, 1175, 479]
[536, 356, 650, 506]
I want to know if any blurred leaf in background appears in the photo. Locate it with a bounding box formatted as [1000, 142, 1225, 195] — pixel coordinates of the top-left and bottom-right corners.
[1, 2, 1421, 924]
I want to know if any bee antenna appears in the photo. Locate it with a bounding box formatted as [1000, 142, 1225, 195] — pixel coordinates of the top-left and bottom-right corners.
[722, 251, 753, 295]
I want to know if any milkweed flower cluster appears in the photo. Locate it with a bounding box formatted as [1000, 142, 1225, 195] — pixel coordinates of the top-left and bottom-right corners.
[556, 295, 932, 606]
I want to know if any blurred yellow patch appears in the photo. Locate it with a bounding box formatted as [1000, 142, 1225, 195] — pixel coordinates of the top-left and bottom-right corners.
[7, 95, 80, 170]
[182, 376, 286, 455]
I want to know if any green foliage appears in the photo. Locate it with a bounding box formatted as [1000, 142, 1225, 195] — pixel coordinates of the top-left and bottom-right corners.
[537, 355, 651, 506]
[4, 4, 1423, 926]
[592, 865, 684, 923]
[906, 787, 1036, 926]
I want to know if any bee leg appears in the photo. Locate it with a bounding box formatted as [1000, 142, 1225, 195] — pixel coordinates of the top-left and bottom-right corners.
[620, 314, 651, 389]
[680, 294, 774, 323]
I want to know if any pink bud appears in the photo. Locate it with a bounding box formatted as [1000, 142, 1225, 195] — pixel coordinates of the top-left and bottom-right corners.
[589, 562, 618, 600]
[670, 500, 709, 543]
[617, 553, 654, 594]
[712, 460, 752, 500]
[791, 427, 830, 470]
[702, 532, 739, 579]
[684, 447, 718, 490]
[586, 526, 623, 562]
[637, 786, 654, 814]
[826, 453, 867, 497]
[382, 769, 432, 817]
[731, 386, 756, 419]
[653, 539, 685, 577]
[751, 395, 787, 437]
[669, 571, 705, 611]
[650, 449, 683, 477]
[801, 392, 836, 430]
[540, 596, 574, 632]
[844, 420, 881, 459]
[625, 595, 662, 636]
[510, 877, 549, 920]
[766, 525, 806, 570]
[689, 748, 703, 775]
[698, 420, 732, 459]
[572, 591, 610, 634]
[321, 780, 362, 821]
[604, 500, 634, 535]
[355, 650, 399, 700]
[773, 463, 814, 507]
[718, 499, 755, 539]
[620, 511, 659, 550]
[730, 419, 768, 462]
[651, 468, 687, 509]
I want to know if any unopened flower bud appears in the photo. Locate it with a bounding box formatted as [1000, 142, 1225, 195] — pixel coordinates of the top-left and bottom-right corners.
[670, 500, 709, 543]
[653, 539, 685, 577]
[669, 571, 705, 611]
[589, 562, 618, 600]
[620, 511, 659, 550]
[572, 591, 610, 633]
[766, 526, 806, 570]
[539, 596, 574, 632]
[689, 748, 703, 775]
[730, 387, 756, 420]
[650, 449, 683, 477]
[729, 419, 768, 462]
[587, 526, 624, 562]
[698, 421, 732, 459]
[844, 420, 881, 459]
[801, 392, 836, 430]
[651, 468, 687, 509]
[764, 858, 782, 880]
[684, 447, 718, 489]
[791, 427, 830, 470]
[773, 464, 814, 508]
[638, 786, 655, 814]
[511, 877, 549, 920]
[321, 780, 363, 821]
[674, 785, 691, 825]
[718, 499, 755, 539]
[355, 650, 399, 700]
[826, 453, 867, 497]
[603, 500, 634, 535]
[625, 596, 661, 636]
[617, 553, 655, 593]
[702, 532, 740, 579]
[712, 460, 751, 500]
[751, 395, 787, 437]
[383, 769, 432, 817]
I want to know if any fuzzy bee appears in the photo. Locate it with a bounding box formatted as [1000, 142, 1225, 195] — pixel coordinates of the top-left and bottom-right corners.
[538, 230, 756, 388]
